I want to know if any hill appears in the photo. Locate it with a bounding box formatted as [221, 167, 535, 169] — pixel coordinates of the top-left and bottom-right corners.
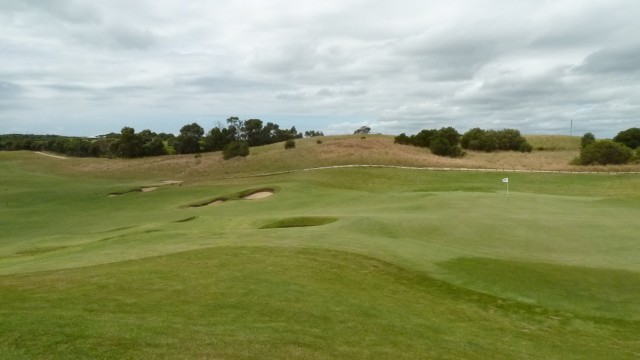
[19, 135, 640, 183]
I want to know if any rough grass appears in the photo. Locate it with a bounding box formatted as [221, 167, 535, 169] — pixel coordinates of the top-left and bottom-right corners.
[8, 135, 638, 185]
[525, 135, 581, 151]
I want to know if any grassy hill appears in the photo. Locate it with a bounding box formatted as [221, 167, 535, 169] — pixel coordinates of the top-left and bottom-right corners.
[1, 137, 640, 358]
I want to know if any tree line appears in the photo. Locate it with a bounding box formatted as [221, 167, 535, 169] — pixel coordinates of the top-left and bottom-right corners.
[3, 121, 639, 165]
[0, 117, 311, 159]
[395, 125, 640, 165]
[394, 127, 532, 157]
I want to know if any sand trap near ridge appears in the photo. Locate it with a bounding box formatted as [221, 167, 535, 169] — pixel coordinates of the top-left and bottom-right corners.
[242, 190, 274, 200]
[141, 187, 158, 192]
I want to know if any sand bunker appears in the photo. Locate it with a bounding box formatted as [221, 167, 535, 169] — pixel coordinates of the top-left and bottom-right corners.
[162, 180, 183, 185]
[242, 190, 274, 200]
[141, 187, 158, 192]
[207, 199, 226, 206]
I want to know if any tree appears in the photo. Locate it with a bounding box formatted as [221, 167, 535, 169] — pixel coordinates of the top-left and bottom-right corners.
[411, 129, 437, 147]
[204, 127, 227, 151]
[436, 127, 461, 148]
[304, 130, 324, 137]
[272, 126, 301, 143]
[243, 119, 265, 146]
[113, 127, 144, 158]
[613, 128, 640, 149]
[460, 128, 485, 150]
[354, 126, 371, 135]
[144, 137, 167, 156]
[394, 133, 411, 145]
[578, 140, 633, 165]
[461, 128, 530, 152]
[581, 133, 596, 149]
[175, 123, 204, 154]
[429, 137, 452, 156]
[397, 127, 463, 157]
[495, 129, 527, 151]
[226, 117, 244, 141]
[222, 140, 249, 160]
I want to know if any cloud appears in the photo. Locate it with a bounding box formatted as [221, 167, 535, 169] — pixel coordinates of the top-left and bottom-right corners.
[576, 44, 640, 75]
[1, 0, 640, 138]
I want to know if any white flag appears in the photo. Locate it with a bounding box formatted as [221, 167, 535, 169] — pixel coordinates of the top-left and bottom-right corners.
[502, 177, 509, 183]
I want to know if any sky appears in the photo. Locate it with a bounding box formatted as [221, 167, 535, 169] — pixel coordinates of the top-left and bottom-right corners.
[1, 0, 639, 137]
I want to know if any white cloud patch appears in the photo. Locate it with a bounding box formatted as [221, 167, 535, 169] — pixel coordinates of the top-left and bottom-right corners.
[1, 0, 639, 137]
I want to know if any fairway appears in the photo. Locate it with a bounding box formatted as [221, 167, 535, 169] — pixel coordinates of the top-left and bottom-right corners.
[1, 150, 640, 359]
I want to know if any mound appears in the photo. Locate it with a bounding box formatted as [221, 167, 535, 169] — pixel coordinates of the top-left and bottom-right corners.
[261, 217, 338, 229]
[188, 198, 227, 208]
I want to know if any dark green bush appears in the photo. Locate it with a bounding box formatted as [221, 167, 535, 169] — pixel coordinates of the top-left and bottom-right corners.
[222, 141, 249, 160]
[461, 128, 531, 152]
[613, 128, 640, 149]
[284, 139, 296, 149]
[518, 142, 533, 153]
[581, 133, 596, 149]
[577, 140, 632, 165]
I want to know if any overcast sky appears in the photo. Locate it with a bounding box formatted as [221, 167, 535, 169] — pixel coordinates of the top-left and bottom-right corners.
[1, 0, 638, 137]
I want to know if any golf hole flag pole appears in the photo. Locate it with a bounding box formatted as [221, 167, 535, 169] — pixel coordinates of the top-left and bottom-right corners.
[502, 177, 509, 196]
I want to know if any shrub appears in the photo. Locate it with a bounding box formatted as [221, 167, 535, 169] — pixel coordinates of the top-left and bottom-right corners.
[429, 137, 464, 157]
[613, 127, 640, 149]
[518, 142, 533, 153]
[394, 133, 411, 145]
[284, 139, 296, 149]
[581, 133, 596, 149]
[461, 128, 530, 152]
[222, 141, 249, 160]
[460, 128, 485, 150]
[316, 139, 322, 144]
[577, 140, 633, 165]
[398, 127, 464, 157]
[429, 137, 451, 156]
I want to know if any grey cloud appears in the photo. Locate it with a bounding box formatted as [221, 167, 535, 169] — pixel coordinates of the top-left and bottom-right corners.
[276, 91, 307, 100]
[0, 81, 25, 111]
[394, 32, 512, 81]
[0, 0, 102, 24]
[185, 75, 283, 94]
[575, 44, 640, 75]
[0, 81, 23, 97]
[107, 26, 159, 50]
[315, 87, 366, 98]
[1, 1, 640, 138]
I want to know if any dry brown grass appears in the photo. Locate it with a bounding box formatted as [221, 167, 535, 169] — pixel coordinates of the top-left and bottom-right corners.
[14, 135, 640, 182]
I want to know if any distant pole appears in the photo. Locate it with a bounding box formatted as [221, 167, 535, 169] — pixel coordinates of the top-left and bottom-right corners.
[570, 119, 573, 137]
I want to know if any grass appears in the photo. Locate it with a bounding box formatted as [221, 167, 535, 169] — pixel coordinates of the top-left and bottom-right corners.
[1, 141, 640, 358]
[2, 247, 638, 359]
[525, 135, 581, 151]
